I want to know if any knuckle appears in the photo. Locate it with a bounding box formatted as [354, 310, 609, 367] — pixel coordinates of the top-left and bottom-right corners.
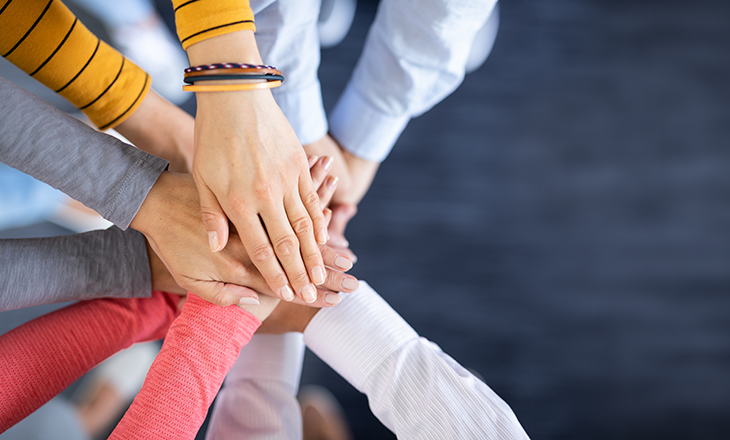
[251, 243, 275, 263]
[254, 182, 274, 199]
[292, 216, 313, 236]
[272, 273, 289, 287]
[291, 270, 310, 285]
[303, 249, 321, 264]
[275, 236, 298, 256]
[304, 191, 320, 208]
[228, 193, 249, 212]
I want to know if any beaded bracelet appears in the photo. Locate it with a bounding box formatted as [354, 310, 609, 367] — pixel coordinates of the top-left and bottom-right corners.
[185, 67, 282, 78]
[185, 63, 278, 73]
[182, 80, 282, 92]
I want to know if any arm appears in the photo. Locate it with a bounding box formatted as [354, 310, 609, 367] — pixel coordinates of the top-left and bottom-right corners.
[256, 282, 529, 439]
[0, 227, 151, 312]
[0, 0, 150, 129]
[0, 78, 168, 230]
[110, 294, 268, 440]
[207, 333, 306, 440]
[172, 0, 328, 304]
[0, 291, 179, 432]
[329, 0, 497, 163]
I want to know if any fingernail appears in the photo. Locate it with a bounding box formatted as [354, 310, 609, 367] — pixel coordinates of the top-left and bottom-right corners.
[308, 155, 319, 167]
[280, 285, 294, 301]
[302, 284, 317, 303]
[316, 228, 328, 244]
[238, 297, 260, 306]
[324, 293, 342, 305]
[341, 277, 359, 291]
[322, 156, 333, 171]
[312, 266, 326, 285]
[208, 231, 220, 252]
[326, 175, 338, 190]
[334, 255, 353, 270]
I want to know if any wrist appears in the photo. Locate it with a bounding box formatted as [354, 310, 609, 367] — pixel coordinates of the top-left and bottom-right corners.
[186, 30, 262, 66]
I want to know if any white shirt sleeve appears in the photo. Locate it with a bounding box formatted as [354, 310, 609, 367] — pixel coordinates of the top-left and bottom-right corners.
[252, 0, 328, 146]
[206, 333, 306, 440]
[304, 282, 530, 440]
[329, 0, 498, 162]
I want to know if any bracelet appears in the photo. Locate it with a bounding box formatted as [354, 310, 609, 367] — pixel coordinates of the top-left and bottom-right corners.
[185, 63, 278, 73]
[182, 80, 282, 92]
[183, 74, 284, 84]
[185, 67, 282, 78]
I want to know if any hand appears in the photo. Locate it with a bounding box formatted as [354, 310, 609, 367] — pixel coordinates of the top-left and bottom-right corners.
[256, 300, 320, 334]
[302, 134, 380, 206]
[130, 161, 357, 308]
[188, 31, 328, 305]
[145, 237, 186, 296]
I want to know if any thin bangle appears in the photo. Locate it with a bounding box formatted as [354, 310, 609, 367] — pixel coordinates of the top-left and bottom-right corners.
[183, 74, 284, 84]
[182, 80, 282, 92]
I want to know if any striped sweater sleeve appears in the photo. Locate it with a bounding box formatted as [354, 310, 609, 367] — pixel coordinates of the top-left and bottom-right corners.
[172, 0, 255, 50]
[0, 0, 150, 129]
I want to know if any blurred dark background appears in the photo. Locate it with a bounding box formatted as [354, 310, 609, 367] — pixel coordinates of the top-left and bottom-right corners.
[2, 0, 730, 439]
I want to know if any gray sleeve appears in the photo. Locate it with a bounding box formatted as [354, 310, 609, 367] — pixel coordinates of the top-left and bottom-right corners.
[0, 78, 169, 230]
[0, 227, 152, 312]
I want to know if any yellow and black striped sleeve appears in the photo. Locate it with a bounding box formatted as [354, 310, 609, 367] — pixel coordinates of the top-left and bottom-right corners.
[172, 0, 255, 50]
[0, 0, 150, 130]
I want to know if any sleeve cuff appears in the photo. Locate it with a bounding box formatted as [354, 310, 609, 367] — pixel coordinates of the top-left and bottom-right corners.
[226, 333, 305, 393]
[303, 282, 418, 392]
[272, 80, 328, 146]
[328, 83, 411, 163]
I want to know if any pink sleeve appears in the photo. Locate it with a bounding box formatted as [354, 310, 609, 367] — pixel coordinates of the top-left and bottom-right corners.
[110, 293, 261, 440]
[0, 291, 179, 432]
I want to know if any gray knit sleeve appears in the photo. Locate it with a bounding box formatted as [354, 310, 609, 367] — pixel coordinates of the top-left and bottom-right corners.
[0, 227, 151, 312]
[0, 78, 169, 230]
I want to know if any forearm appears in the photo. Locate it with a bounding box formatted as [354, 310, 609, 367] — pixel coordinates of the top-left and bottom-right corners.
[303, 283, 529, 439]
[1, 0, 150, 129]
[329, 0, 496, 162]
[0, 292, 178, 432]
[0, 79, 169, 229]
[115, 90, 194, 173]
[111, 294, 261, 440]
[207, 333, 306, 439]
[0, 227, 151, 312]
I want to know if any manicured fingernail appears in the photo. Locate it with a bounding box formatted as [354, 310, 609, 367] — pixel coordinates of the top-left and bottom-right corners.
[208, 231, 220, 252]
[326, 175, 338, 190]
[280, 285, 294, 301]
[341, 277, 359, 291]
[322, 156, 333, 171]
[308, 155, 319, 167]
[324, 293, 342, 305]
[238, 297, 260, 306]
[316, 228, 328, 244]
[312, 266, 326, 285]
[334, 255, 353, 270]
[302, 284, 317, 303]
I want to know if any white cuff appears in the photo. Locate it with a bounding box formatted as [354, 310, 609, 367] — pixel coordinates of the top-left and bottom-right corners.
[272, 80, 328, 146]
[226, 333, 305, 394]
[328, 83, 411, 163]
[303, 282, 418, 392]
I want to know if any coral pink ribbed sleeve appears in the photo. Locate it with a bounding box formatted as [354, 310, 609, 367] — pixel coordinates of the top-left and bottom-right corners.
[0, 291, 179, 432]
[110, 293, 261, 440]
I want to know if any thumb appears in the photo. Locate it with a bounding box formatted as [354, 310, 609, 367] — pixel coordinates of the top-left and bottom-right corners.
[190, 280, 260, 307]
[196, 181, 229, 252]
